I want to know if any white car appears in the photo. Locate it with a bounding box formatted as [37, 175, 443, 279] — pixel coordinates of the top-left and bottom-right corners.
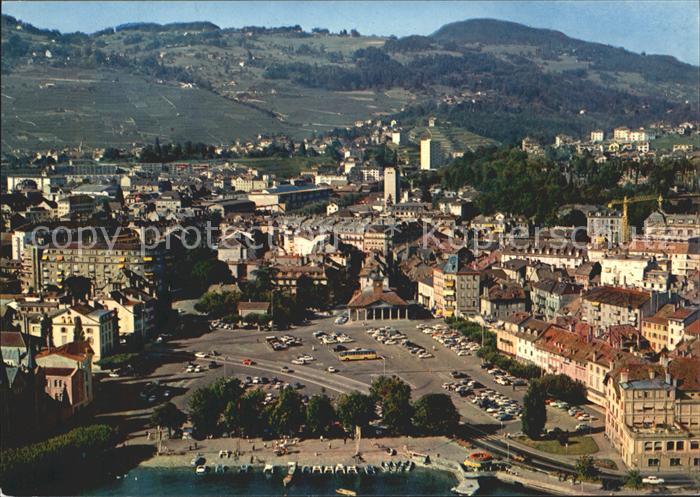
[108, 371, 121, 378]
[291, 359, 306, 365]
[194, 352, 207, 359]
[327, 367, 338, 373]
[299, 355, 315, 362]
[642, 476, 664, 485]
[334, 315, 348, 325]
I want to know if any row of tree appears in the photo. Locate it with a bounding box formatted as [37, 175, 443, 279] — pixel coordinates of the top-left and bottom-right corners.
[182, 376, 460, 439]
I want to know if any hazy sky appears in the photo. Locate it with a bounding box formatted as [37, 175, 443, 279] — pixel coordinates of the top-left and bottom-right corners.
[3, 1, 699, 65]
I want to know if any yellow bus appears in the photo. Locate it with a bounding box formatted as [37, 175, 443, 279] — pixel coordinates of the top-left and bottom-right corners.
[338, 348, 378, 361]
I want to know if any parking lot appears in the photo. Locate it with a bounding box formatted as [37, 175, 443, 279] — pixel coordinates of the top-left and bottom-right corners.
[104, 316, 605, 440]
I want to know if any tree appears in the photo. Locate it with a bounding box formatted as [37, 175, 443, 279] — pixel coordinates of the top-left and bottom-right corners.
[522, 380, 547, 439]
[40, 313, 53, 347]
[222, 400, 240, 433]
[336, 392, 375, 432]
[306, 394, 336, 436]
[188, 387, 221, 436]
[575, 455, 598, 481]
[413, 394, 460, 435]
[538, 374, 587, 404]
[239, 389, 267, 436]
[150, 402, 186, 436]
[211, 377, 243, 410]
[624, 469, 642, 489]
[73, 316, 84, 342]
[370, 376, 413, 434]
[268, 386, 305, 436]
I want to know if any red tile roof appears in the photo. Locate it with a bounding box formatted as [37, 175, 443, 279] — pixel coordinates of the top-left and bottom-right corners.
[36, 340, 93, 361]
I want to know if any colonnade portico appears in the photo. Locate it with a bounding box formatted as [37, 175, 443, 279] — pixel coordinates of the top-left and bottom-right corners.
[349, 306, 409, 321]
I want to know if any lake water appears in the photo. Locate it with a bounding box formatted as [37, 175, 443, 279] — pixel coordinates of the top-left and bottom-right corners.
[79, 467, 549, 496]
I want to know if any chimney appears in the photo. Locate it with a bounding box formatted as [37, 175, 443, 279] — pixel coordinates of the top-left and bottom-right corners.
[665, 371, 671, 385]
[649, 369, 656, 380]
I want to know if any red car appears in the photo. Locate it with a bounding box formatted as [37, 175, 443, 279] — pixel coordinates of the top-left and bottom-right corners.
[242, 359, 255, 366]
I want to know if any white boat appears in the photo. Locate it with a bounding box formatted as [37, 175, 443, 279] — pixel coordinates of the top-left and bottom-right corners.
[288, 462, 298, 475]
[302, 466, 312, 474]
[336, 489, 356, 497]
[312, 466, 323, 474]
[324, 465, 335, 474]
[364, 465, 376, 475]
[263, 464, 275, 476]
[346, 465, 358, 474]
[405, 460, 415, 471]
[239, 465, 250, 474]
[195, 465, 209, 475]
[335, 464, 346, 474]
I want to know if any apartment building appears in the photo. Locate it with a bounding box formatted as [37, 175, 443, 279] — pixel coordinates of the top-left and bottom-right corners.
[587, 209, 624, 245]
[581, 286, 665, 335]
[21, 229, 166, 295]
[432, 254, 480, 318]
[643, 211, 700, 242]
[35, 341, 94, 415]
[643, 306, 700, 353]
[530, 279, 581, 320]
[605, 360, 700, 472]
[50, 304, 117, 365]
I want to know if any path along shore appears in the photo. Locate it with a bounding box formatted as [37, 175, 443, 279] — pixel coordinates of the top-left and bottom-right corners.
[131, 433, 696, 496]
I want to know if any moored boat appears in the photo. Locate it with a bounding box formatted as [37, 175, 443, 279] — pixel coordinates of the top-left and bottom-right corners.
[335, 463, 346, 474]
[324, 465, 335, 474]
[263, 464, 275, 476]
[302, 465, 312, 474]
[312, 465, 323, 474]
[335, 489, 357, 497]
[346, 465, 358, 474]
[195, 465, 209, 475]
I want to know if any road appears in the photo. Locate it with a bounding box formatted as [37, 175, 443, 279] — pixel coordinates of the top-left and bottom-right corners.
[98, 316, 699, 486]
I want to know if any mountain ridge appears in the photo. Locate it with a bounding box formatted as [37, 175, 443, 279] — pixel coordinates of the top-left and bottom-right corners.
[1, 14, 697, 151]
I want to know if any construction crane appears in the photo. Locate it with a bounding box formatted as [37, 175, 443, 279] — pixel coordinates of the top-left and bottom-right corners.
[607, 193, 663, 243]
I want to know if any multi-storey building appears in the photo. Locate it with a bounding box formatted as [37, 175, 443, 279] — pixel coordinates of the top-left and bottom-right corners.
[432, 255, 480, 318]
[50, 304, 117, 365]
[643, 211, 700, 242]
[531, 279, 581, 320]
[581, 286, 666, 335]
[643, 306, 700, 353]
[605, 360, 700, 472]
[587, 209, 624, 245]
[21, 229, 166, 295]
[383, 167, 400, 206]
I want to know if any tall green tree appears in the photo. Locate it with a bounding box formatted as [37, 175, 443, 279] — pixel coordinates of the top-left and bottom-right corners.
[239, 389, 267, 436]
[305, 394, 336, 436]
[336, 392, 375, 432]
[268, 386, 305, 436]
[150, 402, 186, 436]
[73, 316, 84, 342]
[188, 387, 221, 436]
[522, 379, 547, 439]
[370, 376, 413, 434]
[413, 394, 460, 435]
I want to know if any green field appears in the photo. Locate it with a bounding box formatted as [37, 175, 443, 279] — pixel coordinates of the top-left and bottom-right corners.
[232, 156, 337, 178]
[0, 65, 415, 152]
[516, 435, 599, 456]
[652, 133, 700, 151]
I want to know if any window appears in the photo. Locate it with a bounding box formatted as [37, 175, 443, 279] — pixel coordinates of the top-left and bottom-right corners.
[691, 441, 699, 450]
[644, 442, 653, 452]
[676, 441, 684, 451]
[654, 442, 662, 452]
[694, 458, 700, 467]
[667, 441, 675, 451]
[648, 458, 660, 467]
[670, 458, 681, 467]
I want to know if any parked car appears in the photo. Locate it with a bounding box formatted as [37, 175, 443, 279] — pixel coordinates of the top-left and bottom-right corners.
[194, 352, 207, 358]
[642, 476, 664, 485]
[327, 367, 338, 373]
[242, 359, 255, 365]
